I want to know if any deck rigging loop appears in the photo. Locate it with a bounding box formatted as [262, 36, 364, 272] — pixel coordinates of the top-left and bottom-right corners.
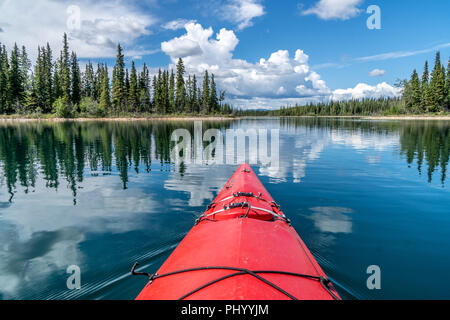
[197, 190, 289, 225]
[204, 191, 282, 214]
[131, 263, 341, 301]
[196, 200, 290, 225]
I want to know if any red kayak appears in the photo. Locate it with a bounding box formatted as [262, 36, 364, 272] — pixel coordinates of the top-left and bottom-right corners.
[134, 164, 340, 300]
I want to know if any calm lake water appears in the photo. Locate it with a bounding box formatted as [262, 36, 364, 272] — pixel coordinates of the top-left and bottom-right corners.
[0, 118, 449, 300]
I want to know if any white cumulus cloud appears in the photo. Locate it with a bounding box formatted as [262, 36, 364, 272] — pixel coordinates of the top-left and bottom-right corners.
[332, 82, 402, 101]
[222, 0, 265, 30]
[0, 0, 157, 59]
[369, 69, 386, 77]
[161, 23, 331, 108]
[302, 0, 363, 20]
[162, 19, 197, 31]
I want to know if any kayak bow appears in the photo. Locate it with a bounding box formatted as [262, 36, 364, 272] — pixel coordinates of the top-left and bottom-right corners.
[135, 164, 340, 300]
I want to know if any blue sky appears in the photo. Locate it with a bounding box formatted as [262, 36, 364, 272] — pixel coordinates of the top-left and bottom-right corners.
[0, 0, 449, 108]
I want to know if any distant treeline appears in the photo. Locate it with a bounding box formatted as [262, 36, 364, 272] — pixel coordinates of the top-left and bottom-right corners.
[0, 34, 233, 117]
[237, 52, 450, 117]
[237, 98, 405, 117]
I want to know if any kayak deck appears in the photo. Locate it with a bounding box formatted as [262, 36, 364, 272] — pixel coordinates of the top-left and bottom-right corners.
[135, 164, 340, 300]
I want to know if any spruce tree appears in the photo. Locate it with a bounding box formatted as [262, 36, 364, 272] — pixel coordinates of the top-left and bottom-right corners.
[421, 61, 430, 111]
[7, 43, 24, 113]
[219, 90, 226, 112]
[93, 63, 104, 102]
[402, 78, 413, 111]
[163, 70, 170, 114]
[445, 60, 450, 111]
[197, 87, 202, 112]
[430, 51, 445, 111]
[71, 52, 81, 108]
[139, 63, 151, 112]
[20, 46, 30, 94]
[43, 43, 53, 111]
[175, 58, 186, 112]
[202, 70, 210, 113]
[192, 74, 198, 113]
[410, 70, 421, 113]
[169, 70, 175, 113]
[152, 75, 158, 111]
[53, 53, 63, 101]
[0, 44, 8, 114]
[439, 64, 446, 110]
[125, 69, 131, 110]
[129, 61, 138, 112]
[82, 61, 94, 98]
[32, 46, 44, 111]
[210, 74, 218, 113]
[112, 44, 125, 112]
[155, 70, 163, 114]
[61, 33, 71, 105]
[99, 65, 110, 114]
[185, 75, 192, 113]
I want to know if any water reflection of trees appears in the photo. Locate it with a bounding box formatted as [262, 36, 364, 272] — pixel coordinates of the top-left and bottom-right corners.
[279, 118, 449, 185]
[399, 122, 449, 184]
[0, 121, 231, 202]
[0, 119, 448, 204]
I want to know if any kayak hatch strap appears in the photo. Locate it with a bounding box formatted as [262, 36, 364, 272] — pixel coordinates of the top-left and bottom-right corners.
[196, 202, 290, 225]
[132, 265, 340, 300]
[209, 192, 281, 208]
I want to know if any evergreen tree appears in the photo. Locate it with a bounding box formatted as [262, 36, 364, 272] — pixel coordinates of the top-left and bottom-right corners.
[185, 75, 193, 113]
[439, 64, 447, 110]
[410, 70, 421, 113]
[175, 58, 186, 112]
[43, 43, 53, 111]
[192, 74, 198, 113]
[219, 90, 226, 112]
[93, 63, 104, 102]
[210, 74, 218, 113]
[61, 33, 71, 105]
[445, 59, 450, 110]
[82, 61, 94, 98]
[421, 61, 430, 110]
[112, 44, 125, 112]
[138, 63, 151, 112]
[0, 44, 9, 114]
[162, 70, 170, 114]
[20, 46, 31, 94]
[71, 52, 81, 108]
[125, 69, 130, 110]
[99, 65, 110, 113]
[430, 51, 445, 111]
[129, 61, 138, 112]
[197, 87, 202, 112]
[202, 70, 210, 113]
[53, 54, 63, 102]
[7, 43, 24, 113]
[155, 70, 163, 114]
[32, 46, 44, 111]
[152, 75, 158, 110]
[169, 69, 175, 113]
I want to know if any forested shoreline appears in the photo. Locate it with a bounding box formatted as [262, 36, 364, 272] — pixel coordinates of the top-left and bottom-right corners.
[0, 33, 449, 118]
[0, 34, 233, 118]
